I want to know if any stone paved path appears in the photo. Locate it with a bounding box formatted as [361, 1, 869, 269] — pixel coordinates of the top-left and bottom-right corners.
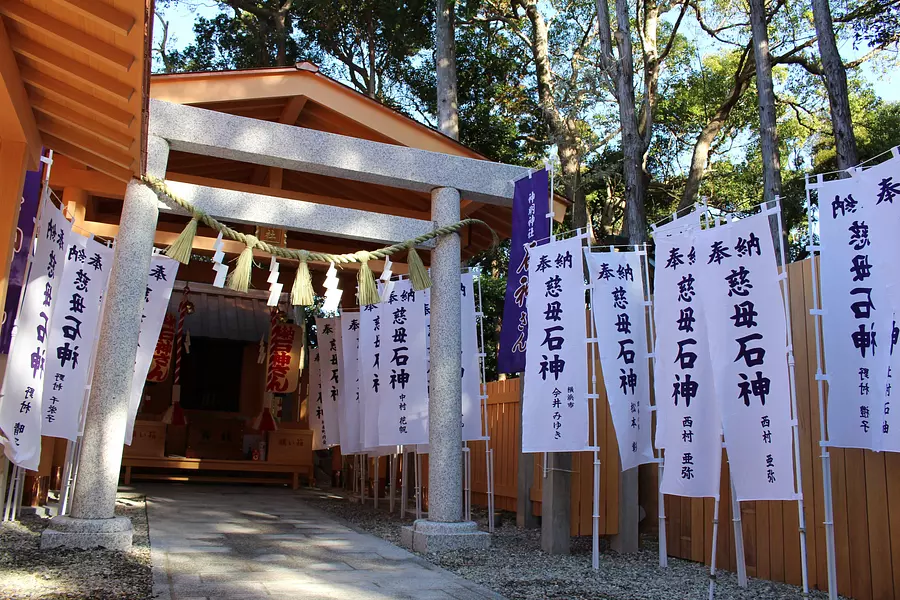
[143, 484, 504, 600]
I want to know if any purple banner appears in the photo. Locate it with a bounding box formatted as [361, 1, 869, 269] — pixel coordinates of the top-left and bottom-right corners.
[0, 169, 42, 354]
[497, 169, 550, 374]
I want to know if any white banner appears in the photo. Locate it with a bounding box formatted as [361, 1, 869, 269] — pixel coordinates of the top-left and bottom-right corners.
[819, 175, 891, 449]
[377, 280, 428, 446]
[856, 154, 900, 451]
[359, 303, 382, 450]
[0, 199, 72, 469]
[694, 213, 795, 501]
[585, 250, 655, 471]
[42, 236, 113, 441]
[461, 272, 483, 441]
[309, 349, 327, 450]
[522, 236, 589, 453]
[315, 317, 341, 446]
[339, 312, 362, 455]
[125, 255, 179, 444]
[653, 230, 722, 498]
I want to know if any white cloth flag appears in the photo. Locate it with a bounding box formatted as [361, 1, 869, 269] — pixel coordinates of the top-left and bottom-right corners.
[309, 349, 327, 450]
[42, 236, 113, 441]
[585, 250, 655, 471]
[856, 154, 900, 451]
[522, 236, 589, 453]
[819, 175, 891, 449]
[339, 313, 362, 455]
[461, 272, 483, 441]
[125, 255, 179, 445]
[0, 199, 72, 469]
[694, 213, 796, 501]
[654, 231, 722, 498]
[359, 302, 382, 450]
[377, 280, 428, 446]
[315, 317, 341, 446]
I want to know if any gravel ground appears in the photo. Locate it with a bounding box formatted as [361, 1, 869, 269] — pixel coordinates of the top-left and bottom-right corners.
[305, 489, 846, 600]
[0, 493, 152, 600]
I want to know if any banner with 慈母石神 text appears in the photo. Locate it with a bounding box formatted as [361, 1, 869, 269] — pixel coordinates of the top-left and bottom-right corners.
[125, 254, 180, 445]
[359, 302, 382, 451]
[339, 312, 362, 455]
[585, 249, 655, 471]
[315, 317, 341, 446]
[521, 235, 588, 453]
[818, 174, 891, 450]
[853, 154, 900, 451]
[309, 349, 327, 450]
[653, 229, 722, 498]
[694, 212, 795, 501]
[377, 280, 428, 446]
[42, 235, 113, 442]
[0, 197, 72, 469]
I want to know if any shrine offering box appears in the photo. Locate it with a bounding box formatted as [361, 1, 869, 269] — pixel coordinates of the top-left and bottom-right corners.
[124, 420, 166, 457]
[266, 429, 313, 467]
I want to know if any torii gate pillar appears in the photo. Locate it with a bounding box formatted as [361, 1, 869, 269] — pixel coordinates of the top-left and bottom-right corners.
[400, 187, 489, 552]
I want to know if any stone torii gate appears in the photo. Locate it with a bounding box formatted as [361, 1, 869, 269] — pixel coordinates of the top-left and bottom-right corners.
[42, 99, 530, 551]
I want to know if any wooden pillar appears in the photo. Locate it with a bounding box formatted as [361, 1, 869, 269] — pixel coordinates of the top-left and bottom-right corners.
[0, 140, 29, 324]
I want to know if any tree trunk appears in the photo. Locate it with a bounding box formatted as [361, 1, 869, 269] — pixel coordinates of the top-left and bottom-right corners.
[614, 0, 647, 244]
[680, 75, 752, 209]
[560, 137, 587, 230]
[435, 0, 459, 140]
[274, 12, 287, 66]
[811, 0, 859, 171]
[367, 13, 377, 99]
[748, 0, 782, 204]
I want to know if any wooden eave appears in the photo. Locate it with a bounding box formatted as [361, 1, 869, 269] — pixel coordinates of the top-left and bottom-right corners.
[0, 0, 148, 179]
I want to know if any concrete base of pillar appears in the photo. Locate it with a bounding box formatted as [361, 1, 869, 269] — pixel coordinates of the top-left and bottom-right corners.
[611, 467, 639, 554]
[40, 515, 133, 550]
[400, 519, 489, 553]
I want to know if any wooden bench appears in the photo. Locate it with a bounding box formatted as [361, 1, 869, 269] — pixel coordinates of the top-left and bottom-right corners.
[121, 456, 313, 490]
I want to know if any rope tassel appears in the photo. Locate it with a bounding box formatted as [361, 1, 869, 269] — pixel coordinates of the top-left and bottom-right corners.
[406, 247, 432, 291]
[291, 251, 315, 306]
[165, 217, 199, 265]
[356, 252, 381, 305]
[227, 235, 259, 293]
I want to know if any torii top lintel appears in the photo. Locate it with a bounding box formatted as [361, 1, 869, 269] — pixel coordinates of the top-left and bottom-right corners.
[148, 99, 531, 207]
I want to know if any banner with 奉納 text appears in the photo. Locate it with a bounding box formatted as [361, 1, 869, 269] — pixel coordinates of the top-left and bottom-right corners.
[377, 279, 428, 446]
[694, 212, 796, 501]
[266, 319, 302, 394]
[498, 169, 550, 374]
[125, 254, 180, 445]
[653, 228, 722, 498]
[359, 302, 382, 451]
[521, 235, 588, 453]
[461, 272, 483, 441]
[146, 314, 176, 384]
[339, 312, 362, 455]
[0, 198, 72, 469]
[585, 249, 655, 471]
[315, 317, 341, 446]
[309, 349, 327, 450]
[854, 153, 900, 451]
[42, 235, 113, 442]
[818, 174, 890, 450]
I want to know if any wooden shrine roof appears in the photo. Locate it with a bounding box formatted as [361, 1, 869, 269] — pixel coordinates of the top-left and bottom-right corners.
[0, 0, 150, 177]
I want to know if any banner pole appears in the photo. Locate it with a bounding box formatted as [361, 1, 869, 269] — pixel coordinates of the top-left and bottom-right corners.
[708, 494, 721, 600]
[400, 449, 407, 517]
[373, 456, 380, 510]
[415, 451, 423, 519]
[2, 465, 16, 521]
[640, 243, 668, 568]
[389, 453, 397, 513]
[475, 270, 495, 532]
[806, 177, 839, 599]
[0, 457, 8, 520]
[587, 272, 601, 570]
[772, 197, 811, 596]
[729, 473, 748, 587]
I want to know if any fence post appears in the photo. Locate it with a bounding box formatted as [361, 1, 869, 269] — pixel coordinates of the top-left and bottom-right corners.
[516, 381, 539, 528]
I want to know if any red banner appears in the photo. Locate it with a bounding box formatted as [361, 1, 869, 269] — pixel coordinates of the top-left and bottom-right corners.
[266, 321, 302, 393]
[147, 313, 176, 383]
